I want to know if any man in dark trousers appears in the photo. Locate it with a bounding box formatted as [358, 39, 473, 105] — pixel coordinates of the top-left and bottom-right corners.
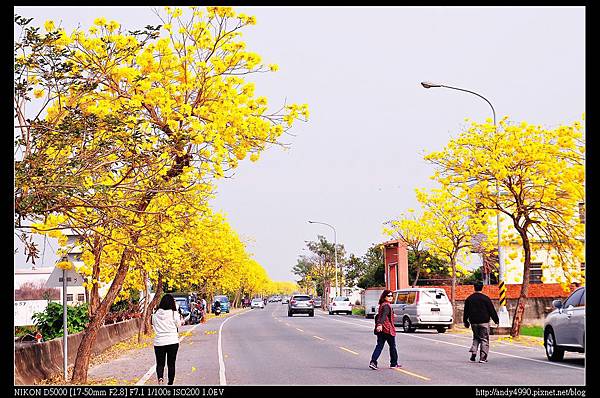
[463, 281, 499, 363]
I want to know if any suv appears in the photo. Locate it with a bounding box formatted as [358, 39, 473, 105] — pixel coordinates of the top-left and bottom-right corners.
[212, 295, 230, 313]
[390, 288, 453, 333]
[544, 286, 585, 361]
[288, 294, 314, 317]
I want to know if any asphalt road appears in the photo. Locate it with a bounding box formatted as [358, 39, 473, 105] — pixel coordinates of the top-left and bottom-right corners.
[124, 303, 585, 386]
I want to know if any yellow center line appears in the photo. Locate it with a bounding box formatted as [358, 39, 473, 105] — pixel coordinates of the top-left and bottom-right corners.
[296, 328, 304, 332]
[392, 367, 430, 381]
[312, 335, 325, 340]
[338, 346, 359, 355]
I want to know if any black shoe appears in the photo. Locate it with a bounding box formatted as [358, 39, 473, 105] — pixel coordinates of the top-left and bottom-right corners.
[470, 354, 476, 362]
[369, 361, 378, 370]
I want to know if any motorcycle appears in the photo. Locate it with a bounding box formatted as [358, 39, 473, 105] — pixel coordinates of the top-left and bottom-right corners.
[189, 303, 202, 325]
[213, 301, 222, 316]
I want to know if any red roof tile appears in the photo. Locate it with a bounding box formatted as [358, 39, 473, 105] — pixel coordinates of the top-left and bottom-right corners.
[425, 283, 579, 301]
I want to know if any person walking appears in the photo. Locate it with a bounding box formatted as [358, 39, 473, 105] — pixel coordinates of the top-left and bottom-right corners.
[152, 294, 182, 385]
[463, 281, 499, 363]
[369, 289, 401, 370]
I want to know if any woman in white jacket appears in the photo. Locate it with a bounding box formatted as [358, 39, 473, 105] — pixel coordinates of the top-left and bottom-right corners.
[152, 294, 182, 385]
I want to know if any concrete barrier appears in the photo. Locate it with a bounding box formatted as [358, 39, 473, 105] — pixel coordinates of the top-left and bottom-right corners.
[15, 318, 142, 385]
[454, 297, 557, 327]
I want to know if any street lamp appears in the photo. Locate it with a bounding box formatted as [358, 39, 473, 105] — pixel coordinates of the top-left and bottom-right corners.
[421, 81, 510, 328]
[308, 220, 339, 298]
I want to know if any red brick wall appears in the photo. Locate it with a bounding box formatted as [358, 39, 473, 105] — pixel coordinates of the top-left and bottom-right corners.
[427, 283, 577, 301]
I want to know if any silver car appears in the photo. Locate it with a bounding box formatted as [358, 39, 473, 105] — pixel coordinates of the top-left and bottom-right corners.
[287, 294, 314, 317]
[390, 288, 453, 333]
[544, 286, 585, 361]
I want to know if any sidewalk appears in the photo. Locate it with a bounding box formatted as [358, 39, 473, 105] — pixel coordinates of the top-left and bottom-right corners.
[85, 308, 247, 385]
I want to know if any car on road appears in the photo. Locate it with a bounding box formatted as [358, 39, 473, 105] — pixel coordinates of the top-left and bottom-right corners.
[544, 286, 585, 362]
[251, 298, 265, 309]
[313, 296, 322, 308]
[390, 288, 453, 333]
[328, 296, 353, 315]
[288, 294, 314, 317]
[282, 296, 290, 304]
[212, 295, 230, 313]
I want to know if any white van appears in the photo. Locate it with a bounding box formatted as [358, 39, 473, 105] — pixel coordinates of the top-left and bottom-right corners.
[391, 288, 453, 333]
[363, 287, 385, 319]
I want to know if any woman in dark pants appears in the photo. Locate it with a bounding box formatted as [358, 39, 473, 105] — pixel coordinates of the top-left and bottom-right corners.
[369, 289, 401, 370]
[152, 294, 182, 385]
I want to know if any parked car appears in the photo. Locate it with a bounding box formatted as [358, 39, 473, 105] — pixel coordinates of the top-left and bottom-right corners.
[544, 286, 585, 362]
[288, 294, 314, 317]
[328, 296, 353, 315]
[282, 296, 290, 304]
[390, 288, 453, 333]
[363, 287, 385, 319]
[251, 298, 265, 309]
[313, 296, 322, 308]
[212, 295, 230, 313]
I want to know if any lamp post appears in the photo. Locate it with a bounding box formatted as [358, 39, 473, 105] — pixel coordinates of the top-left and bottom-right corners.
[421, 81, 510, 327]
[308, 220, 339, 298]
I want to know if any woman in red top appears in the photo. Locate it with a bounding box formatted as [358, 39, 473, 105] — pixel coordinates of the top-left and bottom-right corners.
[369, 289, 401, 370]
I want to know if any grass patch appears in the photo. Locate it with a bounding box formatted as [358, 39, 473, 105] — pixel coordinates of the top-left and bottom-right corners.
[520, 325, 543, 338]
[352, 307, 365, 316]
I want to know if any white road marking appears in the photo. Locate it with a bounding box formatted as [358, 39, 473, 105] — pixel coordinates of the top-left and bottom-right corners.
[313, 335, 325, 340]
[316, 314, 583, 371]
[218, 310, 251, 385]
[296, 328, 304, 332]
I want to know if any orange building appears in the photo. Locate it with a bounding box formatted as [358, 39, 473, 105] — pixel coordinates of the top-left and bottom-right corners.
[382, 239, 409, 291]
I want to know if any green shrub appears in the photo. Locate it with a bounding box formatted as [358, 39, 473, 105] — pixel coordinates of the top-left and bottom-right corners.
[352, 307, 365, 316]
[14, 325, 37, 337]
[32, 302, 89, 340]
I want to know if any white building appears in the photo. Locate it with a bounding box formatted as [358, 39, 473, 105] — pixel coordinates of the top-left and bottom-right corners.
[14, 266, 87, 305]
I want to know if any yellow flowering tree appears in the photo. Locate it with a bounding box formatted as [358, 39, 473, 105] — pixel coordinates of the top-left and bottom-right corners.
[416, 187, 493, 324]
[15, 6, 308, 383]
[425, 117, 585, 337]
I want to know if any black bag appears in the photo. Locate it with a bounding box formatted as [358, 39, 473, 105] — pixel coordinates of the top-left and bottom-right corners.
[373, 308, 381, 335]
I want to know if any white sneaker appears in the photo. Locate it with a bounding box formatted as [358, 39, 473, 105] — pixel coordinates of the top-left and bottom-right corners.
[158, 378, 164, 385]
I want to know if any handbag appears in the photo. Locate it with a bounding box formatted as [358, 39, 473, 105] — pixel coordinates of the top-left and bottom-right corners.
[373, 308, 381, 335]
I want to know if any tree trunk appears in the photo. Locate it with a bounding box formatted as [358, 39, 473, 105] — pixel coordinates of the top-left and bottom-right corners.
[137, 270, 148, 343]
[510, 230, 532, 338]
[71, 241, 138, 383]
[412, 264, 421, 287]
[450, 257, 457, 329]
[89, 236, 103, 318]
[142, 274, 163, 336]
[234, 289, 242, 309]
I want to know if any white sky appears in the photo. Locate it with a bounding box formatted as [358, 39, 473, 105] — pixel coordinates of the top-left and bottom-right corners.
[13, 6, 585, 282]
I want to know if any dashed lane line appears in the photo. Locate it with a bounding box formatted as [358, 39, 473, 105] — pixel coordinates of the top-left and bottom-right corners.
[313, 336, 325, 341]
[317, 314, 583, 371]
[393, 367, 431, 381]
[338, 346, 359, 355]
[296, 328, 304, 332]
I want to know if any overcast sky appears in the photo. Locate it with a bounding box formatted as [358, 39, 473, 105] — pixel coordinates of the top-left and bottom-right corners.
[14, 6, 585, 282]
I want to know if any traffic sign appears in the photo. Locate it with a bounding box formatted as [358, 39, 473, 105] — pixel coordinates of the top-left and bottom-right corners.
[45, 267, 84, 288]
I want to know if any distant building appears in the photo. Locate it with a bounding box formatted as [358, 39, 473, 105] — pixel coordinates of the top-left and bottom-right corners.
[14, 266, 86, 305]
